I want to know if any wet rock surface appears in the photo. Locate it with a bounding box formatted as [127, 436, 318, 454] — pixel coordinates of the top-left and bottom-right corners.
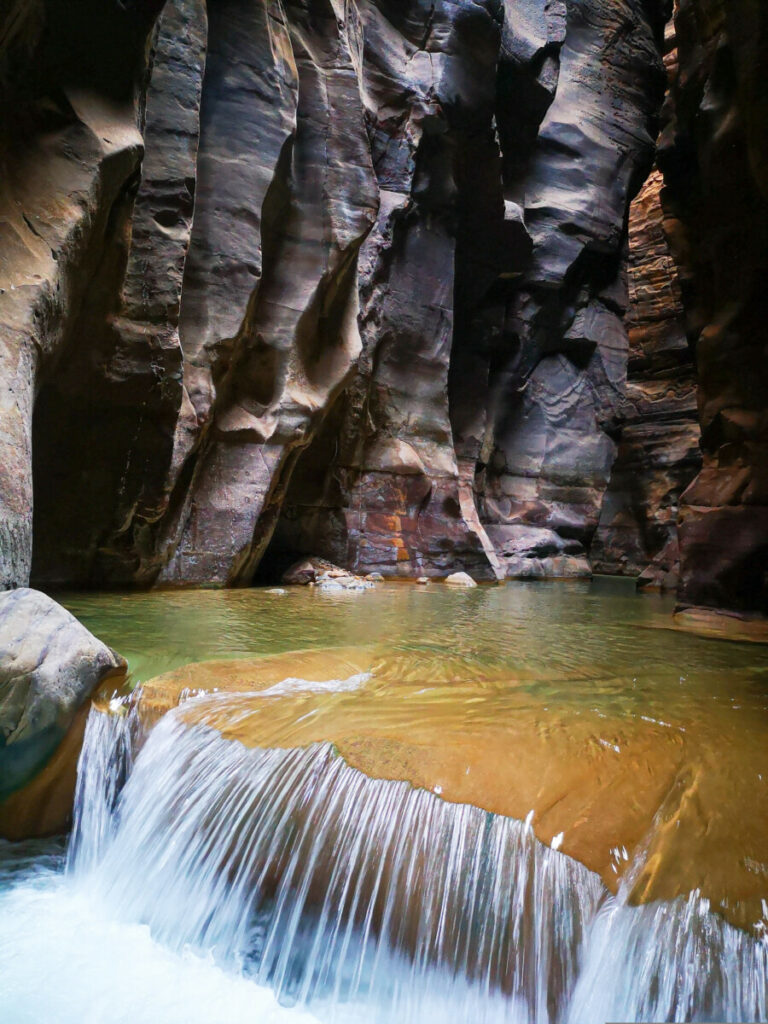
[0, 588, 125, 836]
[133, 642, 768, 936]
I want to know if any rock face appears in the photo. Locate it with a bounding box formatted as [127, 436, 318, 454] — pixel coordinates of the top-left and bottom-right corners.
[0, 588, 125, 835]
[656, 0, 768, 615]
[0, 0, 166, 590]
[472, 0, 670, 581]
[6, 0, 765, 617]
[0, 0, 670, 591]
[590, 28, 701, 590]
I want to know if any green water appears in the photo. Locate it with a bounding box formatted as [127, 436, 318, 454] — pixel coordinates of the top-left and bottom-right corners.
[56, 577, 768, 708]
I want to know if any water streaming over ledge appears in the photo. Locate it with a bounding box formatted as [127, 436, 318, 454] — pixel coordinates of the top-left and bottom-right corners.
[52, 698, 768, 1023]
[3, 581, 768, 1023]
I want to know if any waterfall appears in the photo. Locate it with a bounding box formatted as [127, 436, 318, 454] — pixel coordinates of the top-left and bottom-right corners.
[67, 694, 140, 876]
[65, 700, 768, 1024]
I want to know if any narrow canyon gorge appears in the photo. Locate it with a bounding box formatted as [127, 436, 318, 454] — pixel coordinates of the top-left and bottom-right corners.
[1, 0, 766, 623]
[2, 7, 768, 1020]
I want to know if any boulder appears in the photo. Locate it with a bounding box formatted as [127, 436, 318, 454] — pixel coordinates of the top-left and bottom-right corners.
[282, 557, 375, 591]
[443, 572, 478, 588]
[0, 588, 126, 836]
[282, 557, 340, 586]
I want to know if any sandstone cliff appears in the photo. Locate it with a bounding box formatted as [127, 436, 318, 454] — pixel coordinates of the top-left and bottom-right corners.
[658, 0, 768, 617]
[1, 0, 670, 590]
[590, 26, 701, 591]
[2, 0, 766, 619]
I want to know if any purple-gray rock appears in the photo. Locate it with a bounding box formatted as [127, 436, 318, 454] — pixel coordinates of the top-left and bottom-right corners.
[2, 0, 766, 622]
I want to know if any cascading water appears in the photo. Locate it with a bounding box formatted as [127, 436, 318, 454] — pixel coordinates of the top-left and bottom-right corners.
[67, 705, 600, 1023]
[34, 694, 764, 1024]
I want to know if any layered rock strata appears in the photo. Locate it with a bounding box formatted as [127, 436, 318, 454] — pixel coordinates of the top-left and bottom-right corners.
[590, 28, 701, 591]
[657, 0, 768, 616]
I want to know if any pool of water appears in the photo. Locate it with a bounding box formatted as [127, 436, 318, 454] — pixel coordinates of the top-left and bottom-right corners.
[53, 576, 768, 688]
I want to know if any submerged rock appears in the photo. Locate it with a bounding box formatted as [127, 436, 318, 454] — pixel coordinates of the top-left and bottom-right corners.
[0, 588, 126, 837]
[131, 644, 768, 938]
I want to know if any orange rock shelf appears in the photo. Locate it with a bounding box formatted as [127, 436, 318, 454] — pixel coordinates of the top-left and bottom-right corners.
[114, 645, 768, 935]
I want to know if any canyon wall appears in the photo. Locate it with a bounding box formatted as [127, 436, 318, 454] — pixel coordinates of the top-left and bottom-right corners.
[2, 0, 766, 616]
[658, 0, 768, 617]
[0, 0, 670, 590]
[590, 25, 701, 591]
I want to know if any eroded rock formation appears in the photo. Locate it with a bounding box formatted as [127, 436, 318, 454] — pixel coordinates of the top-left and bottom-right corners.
[590, 27, 701, 590]
[2, 0, 766, 616]
[658, 0, 768, 616]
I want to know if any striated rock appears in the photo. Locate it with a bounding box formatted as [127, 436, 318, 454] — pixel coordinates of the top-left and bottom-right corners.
[158, 0, 378, 586]
[264, 0, 671, 583]
[591, 142, 701, 585]
[487, 524, 590, 579]
[263, 0, 507, 582]
[475, 0, 671, 580]
[658, 0, 768, 615]
[30, 0, 207, 588]
[0, 0, 689, 595]
[0, 0, 166, 590]
[0, 588, 126, 836]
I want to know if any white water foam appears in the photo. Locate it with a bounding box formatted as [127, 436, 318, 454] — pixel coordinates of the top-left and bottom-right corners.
[0, 871, 321, 1024]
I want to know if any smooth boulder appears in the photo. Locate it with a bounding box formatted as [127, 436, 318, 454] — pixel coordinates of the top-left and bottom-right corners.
[0, 589, 126, 831]
[443, 572, 478, 588]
